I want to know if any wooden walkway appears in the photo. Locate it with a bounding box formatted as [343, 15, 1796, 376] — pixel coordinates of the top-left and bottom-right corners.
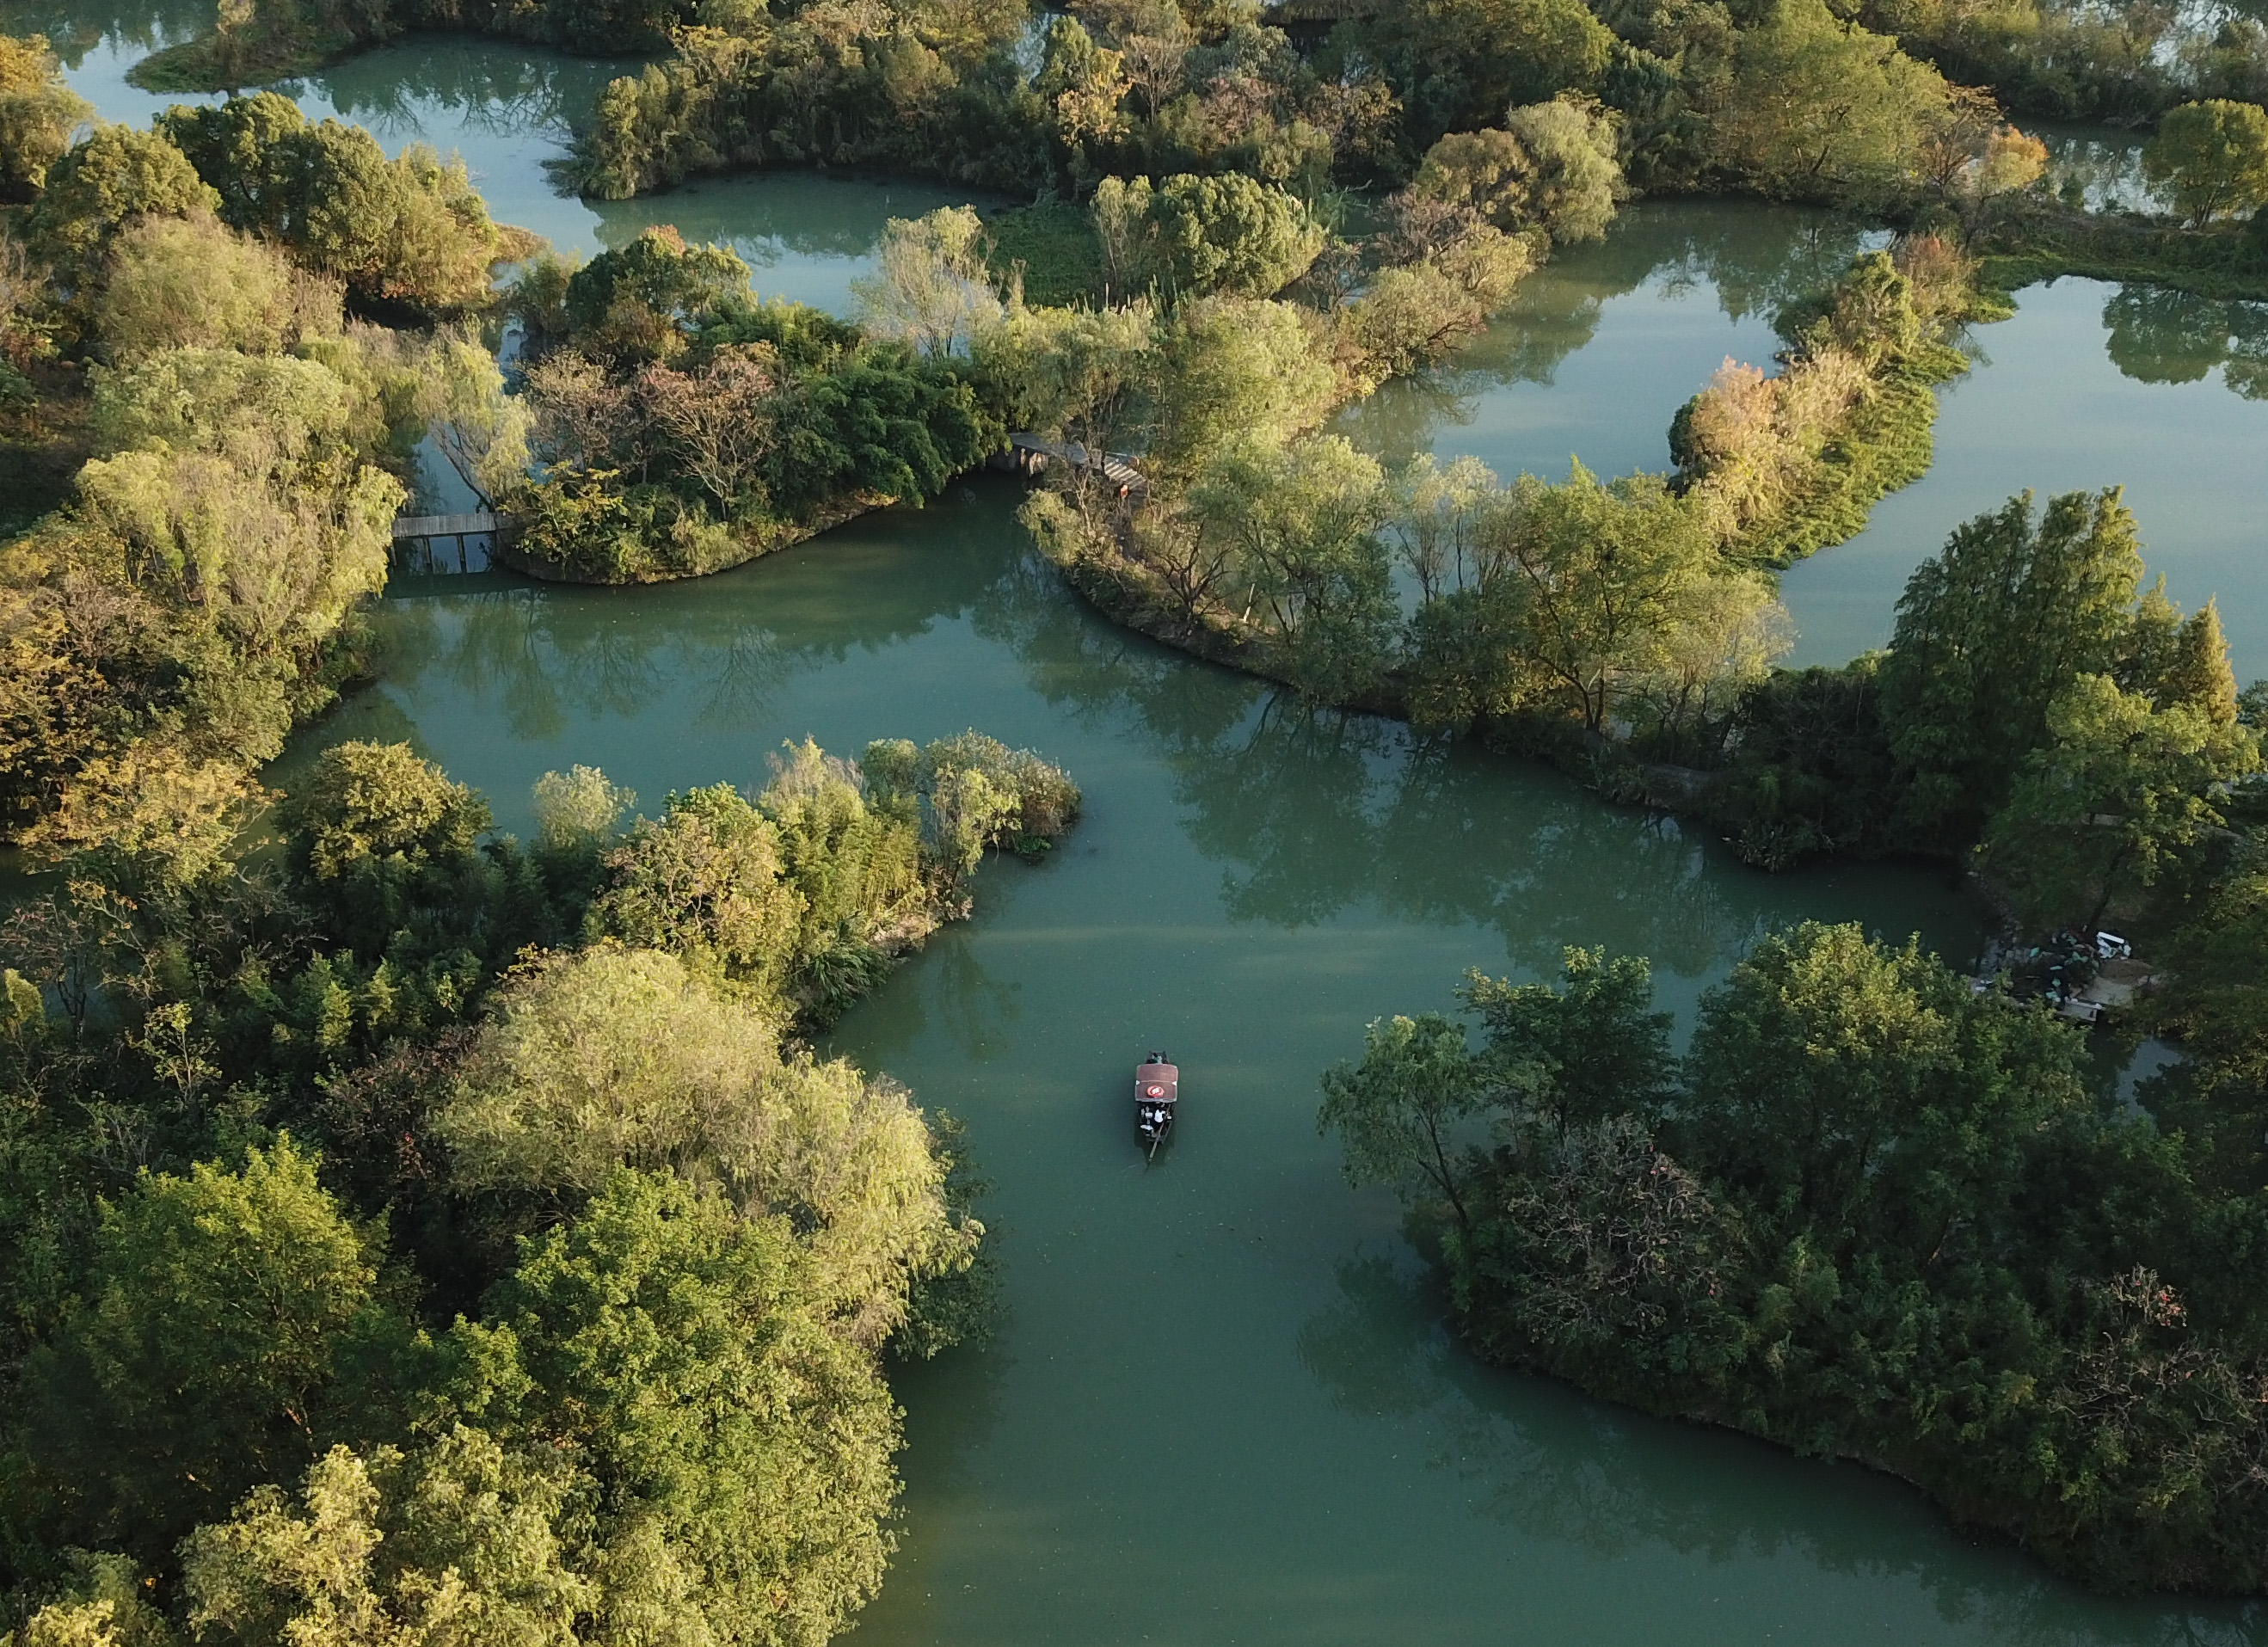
[996, 434, 1146, 497]
[391, 510, 506, 575]
[393, 510, 503, 541]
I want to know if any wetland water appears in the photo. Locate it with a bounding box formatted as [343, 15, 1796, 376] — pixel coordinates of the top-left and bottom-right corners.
[30, 22, 2268, 1638]
[1346, 205, 2268, 680]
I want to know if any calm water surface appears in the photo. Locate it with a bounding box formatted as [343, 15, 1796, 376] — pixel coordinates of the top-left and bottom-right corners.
[32, 21, 986, 310]
[1338, 200, 1879, 484]
[1347, 204, 2268, 679]
[28, 19, 2268, 1636]
[341, 487, 2259, 1644]
[1781, 279, 2268, 678]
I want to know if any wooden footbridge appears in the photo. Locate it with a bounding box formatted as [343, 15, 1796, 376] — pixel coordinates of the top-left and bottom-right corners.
[992, 434, 1146, 498]
[391, 509, 504, 573]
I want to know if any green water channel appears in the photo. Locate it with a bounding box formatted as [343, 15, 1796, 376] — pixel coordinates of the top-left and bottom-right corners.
[26, 22, 2268, 1634]
[26, 22, 983, 310]
[1340, 203, 2268, 679]
[355, 488, 2257, 1646]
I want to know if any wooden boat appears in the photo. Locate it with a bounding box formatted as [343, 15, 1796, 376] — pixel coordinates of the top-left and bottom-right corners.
[1134, 1053, 1178, 1158]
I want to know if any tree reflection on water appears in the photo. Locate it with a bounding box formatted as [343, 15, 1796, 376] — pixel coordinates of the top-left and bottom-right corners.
[2100, 285, 2268, 397]
[362, 483, 1973, 985]
[1295, 1252, 2268, 1647]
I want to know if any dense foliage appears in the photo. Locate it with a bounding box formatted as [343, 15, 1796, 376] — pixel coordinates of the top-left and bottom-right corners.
[0, 724, 1077, 1639]
[11, 0, 2268, 1609]
[0, 83, 540, 866]
[1321, 914, 2268, 1592]
[1712, 484, 2256, 891]
[0, 95, 1091, 1637]
[1020, 237, 1994, 759]
[1312, 413, 2268, 1589]
[505, 226, 999, 582]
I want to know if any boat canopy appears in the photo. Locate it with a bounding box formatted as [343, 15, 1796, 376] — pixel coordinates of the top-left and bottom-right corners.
[1135, 1059, 1178, 1103]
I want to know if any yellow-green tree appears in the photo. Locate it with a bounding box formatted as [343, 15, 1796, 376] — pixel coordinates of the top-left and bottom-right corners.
[2142, 99, 2268, 224]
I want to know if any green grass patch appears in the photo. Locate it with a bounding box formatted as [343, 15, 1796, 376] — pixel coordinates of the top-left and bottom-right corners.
[986, 202, 1106, 308]
[126, 22, 365, 93]
[1736, 346, 1966, 571]
[1976, 212, 2268, 303]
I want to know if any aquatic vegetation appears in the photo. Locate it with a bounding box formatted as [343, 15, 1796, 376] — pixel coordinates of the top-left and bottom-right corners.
[503, 229, 1000, 584]
[1323, 919, 2268, 1592]
[0, 722, 1066, 1633]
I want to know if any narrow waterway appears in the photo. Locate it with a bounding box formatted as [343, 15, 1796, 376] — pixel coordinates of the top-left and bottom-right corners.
[353, 486, 2257, 1646]
[27, 19, 2268, 1637]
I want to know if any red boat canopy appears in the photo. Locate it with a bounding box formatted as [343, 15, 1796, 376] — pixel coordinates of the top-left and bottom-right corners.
[1134, 1060, 1178, 1103]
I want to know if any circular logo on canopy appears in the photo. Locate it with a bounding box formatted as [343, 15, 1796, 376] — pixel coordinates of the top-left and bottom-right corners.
[1145, 1085, 1165, 1098]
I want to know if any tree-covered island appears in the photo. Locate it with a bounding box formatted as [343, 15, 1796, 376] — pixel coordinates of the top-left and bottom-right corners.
[1, 0, 2267, 1625]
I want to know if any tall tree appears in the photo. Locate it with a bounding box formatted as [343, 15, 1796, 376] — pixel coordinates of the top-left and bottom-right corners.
[1318, 1012, 1488, 1236]
[25, 1140, 402, 1565]
[2142, 99, 2268, 226]
[1982, 673, 2259, 929]
[1879, 488, 2147, 845]
[1459, 948, 1674, 1136]
[0, 33, 90, 197]
[442, 1170, 902, 1647]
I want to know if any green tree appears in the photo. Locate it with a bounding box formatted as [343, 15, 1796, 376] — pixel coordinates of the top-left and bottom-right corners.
[1349, 0, 1616, 142]
[181, 1433, 587, 1647]
[563, 224, 751, 360]
[1409, 97, 1623, 243]
[0, 33, 92, 196]
[1092, 172, 1325, 300]
[588, 784, 806, 998]
[93, 213, 333, 361]
[1319, 1011, 1487, 1235]
[975, 300, 1157, 457]
[1879, 489, 2148, 844]
[14, 1552, 172, 1647]
[161, 95, 506, 311]
[77, 348, 402, 687]
[1146, 296, 1337, 484]
[1406, 463, 1722, 737]
[2161, 599, 2240, 723]
[756, 739, 925, 989]
[413, 334, 535, 511]
[25, 125, 217, 289]
[1982, 673, 2259, 929]
[859, 731, 1083, 873]
[531, 764, 636, 852]
[2142, 99, 2268, 225]
[1183, 433, 1397, 700]
[440, 1170, 901, 1647]
[1674, 923, 2089, 1257]
[1460, 948, 1673, 1135]
[850, 206, 1005, 355]
[1705, 0, 1954, 204]
[286, 742, 493, 884]
[1502, 97, 1626, 243]
[1034, 14, 1131, 155]
[25, 1140, 402, 1564]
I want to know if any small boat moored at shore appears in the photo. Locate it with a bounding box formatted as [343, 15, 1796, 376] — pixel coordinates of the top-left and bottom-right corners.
[1135, 1053, 1178, 1158]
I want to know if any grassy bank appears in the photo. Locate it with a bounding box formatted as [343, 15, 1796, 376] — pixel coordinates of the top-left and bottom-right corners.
[1977, 204, 2268, 303]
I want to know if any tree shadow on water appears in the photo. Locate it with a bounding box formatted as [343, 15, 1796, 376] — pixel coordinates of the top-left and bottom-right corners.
[2101, 286, 2268, 399]
[1296, 1253, 2267, 1647]
[972, 545, 1973, 987]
